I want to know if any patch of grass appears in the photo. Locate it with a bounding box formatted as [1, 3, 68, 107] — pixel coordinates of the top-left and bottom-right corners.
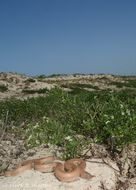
[36, 75, 47, 81]
[69, 87, 89, 95]
[22, 88, 49, 94]
[0, 85, 8, 92]
[73, 73, 86, 77]
[0, 87, 136, 159]
[24, 78, 36, 83]
[48, 74, 67, 77]
[25, 117, 89, 159]
[109, 81, 125, 88]
[36, 74, 68, 79]
[125, 79, 136, 88]
[61, 83, 99, 90]
[110, 79, 136, 88]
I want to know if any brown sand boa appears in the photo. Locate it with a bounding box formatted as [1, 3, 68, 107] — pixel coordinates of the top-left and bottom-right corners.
[4, 156, 94, 182]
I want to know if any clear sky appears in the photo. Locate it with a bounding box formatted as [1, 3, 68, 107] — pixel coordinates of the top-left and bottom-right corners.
[0, 0, 136, 76]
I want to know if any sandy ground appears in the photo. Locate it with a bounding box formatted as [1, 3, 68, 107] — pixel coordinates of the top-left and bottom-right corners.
[0, 158, 119, 190]
[0, 72, 132, 100]
[0, 73, 136, 189]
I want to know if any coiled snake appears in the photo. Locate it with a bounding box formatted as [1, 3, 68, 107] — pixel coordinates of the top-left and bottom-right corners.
[4, 156, 94, 182]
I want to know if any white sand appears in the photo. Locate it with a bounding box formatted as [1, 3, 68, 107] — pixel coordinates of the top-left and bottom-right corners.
[0, 158, 118, 190]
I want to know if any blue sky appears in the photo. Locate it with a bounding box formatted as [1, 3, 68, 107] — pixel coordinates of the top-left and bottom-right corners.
[0, 0, 136, 76]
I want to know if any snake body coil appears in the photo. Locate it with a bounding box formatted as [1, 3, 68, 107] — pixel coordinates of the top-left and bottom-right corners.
[4, 156, 94, 182]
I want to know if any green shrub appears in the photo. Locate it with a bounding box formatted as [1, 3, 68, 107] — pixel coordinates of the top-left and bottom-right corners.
[22, 88, 48, 94]
[24, 78, 36, 83]
[36, 75, 47, 79]
[0, 87, 136, 157]
[110, 80, 136, 88]
[25, 117, 88, 159]
[0, 84, 8, 92]
[61, 83, 99, 90]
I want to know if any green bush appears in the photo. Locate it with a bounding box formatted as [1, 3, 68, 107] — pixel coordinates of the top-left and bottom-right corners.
[0, 87, 136, 158]
[25, 117, 88, 159]
[0, 84, 8, 92]
[110, 80, 136, 88]
[22, 88, 48, 94]
[36, 75, 47, 79]
[24, 78, 36, 83]
[61, 83, 99, 90]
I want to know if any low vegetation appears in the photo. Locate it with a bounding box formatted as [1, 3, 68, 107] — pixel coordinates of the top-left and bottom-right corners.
[22, 88, 49, 94]
[24, 78, 36, 83]
[110, 79, 136, 88]
[0, 87, 136, 159]
[0, 84, 8, 92]
[60, 83, 99, 90]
